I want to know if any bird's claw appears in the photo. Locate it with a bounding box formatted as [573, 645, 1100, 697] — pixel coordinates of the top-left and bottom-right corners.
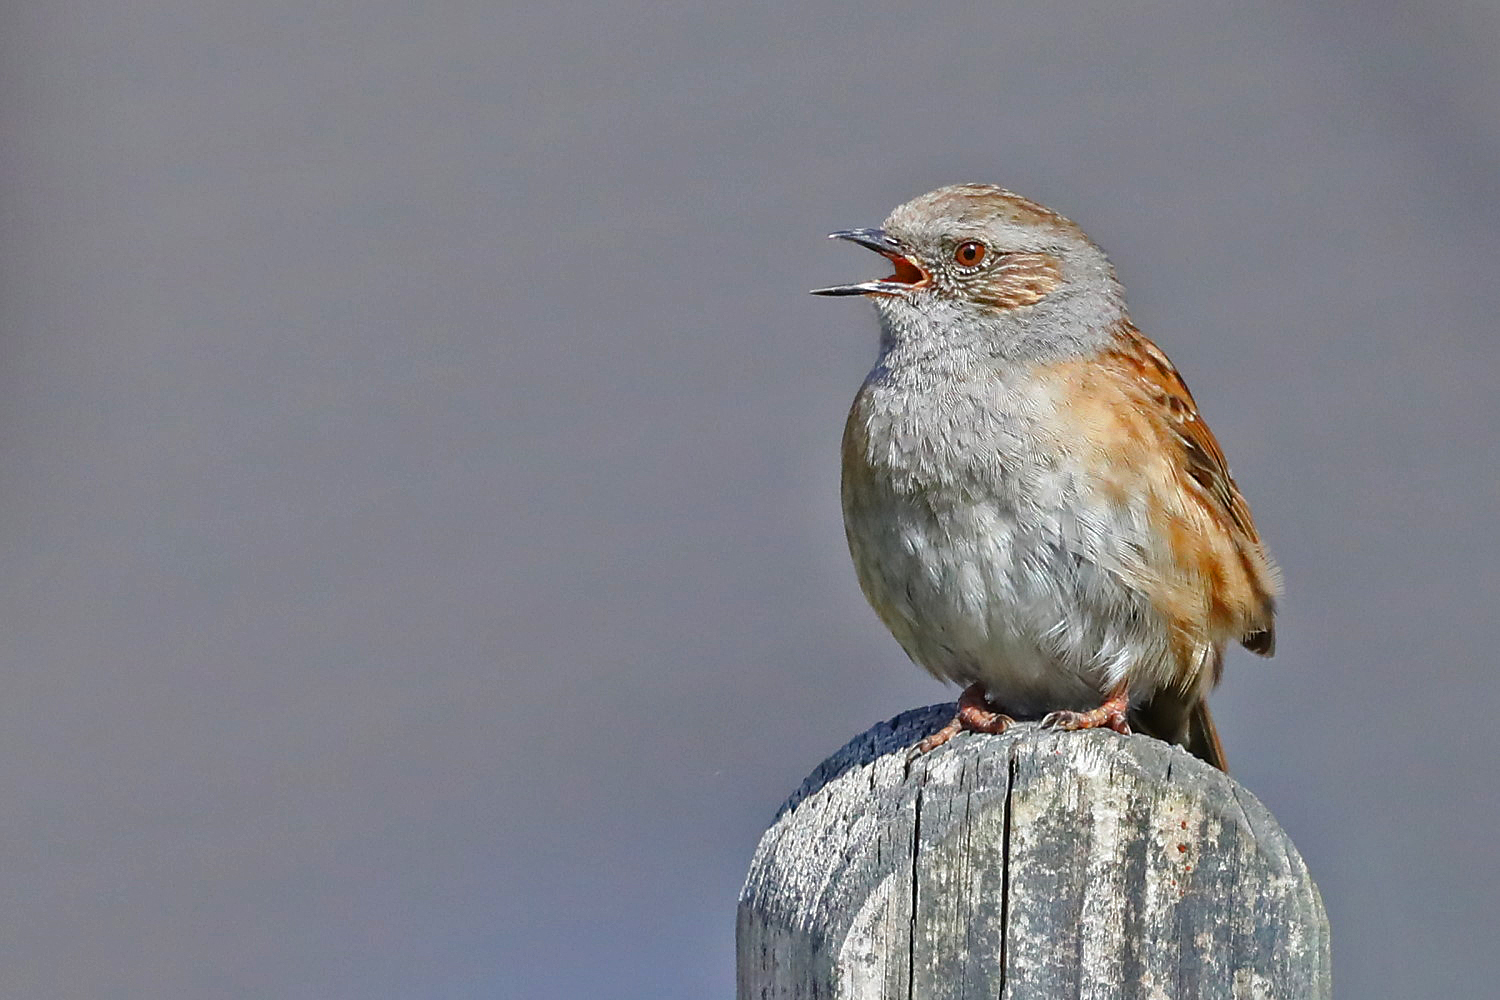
[1040, 708, 1131, 735]
[911, 683, 1015, 755]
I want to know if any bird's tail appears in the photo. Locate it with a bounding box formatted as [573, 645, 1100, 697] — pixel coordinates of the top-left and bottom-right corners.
[1131, 694, 1229, 772]
[1185, 701, 1228, 773]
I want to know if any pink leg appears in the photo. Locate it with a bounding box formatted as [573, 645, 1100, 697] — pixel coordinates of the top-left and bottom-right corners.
[1040, 680, 1132, 735]
[916, 683, 1015, 754]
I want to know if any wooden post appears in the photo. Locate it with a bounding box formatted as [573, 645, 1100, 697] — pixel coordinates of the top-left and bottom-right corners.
[737, 705, 1330, 999]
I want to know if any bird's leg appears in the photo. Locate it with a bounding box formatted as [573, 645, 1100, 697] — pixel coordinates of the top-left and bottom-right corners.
[1040, 679, 1132, 735]
[915, 683, 1015, 754]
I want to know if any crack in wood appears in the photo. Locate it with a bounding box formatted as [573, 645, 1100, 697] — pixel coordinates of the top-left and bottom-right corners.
[907, 770, 927, 1000]
[998, 747, 1015, 999]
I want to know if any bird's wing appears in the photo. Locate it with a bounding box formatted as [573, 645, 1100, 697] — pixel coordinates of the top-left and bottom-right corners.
[1100, 323, 1279, 657]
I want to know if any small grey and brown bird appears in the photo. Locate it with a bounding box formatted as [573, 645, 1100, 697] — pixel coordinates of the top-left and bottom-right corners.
[814, 184, 1279, 770]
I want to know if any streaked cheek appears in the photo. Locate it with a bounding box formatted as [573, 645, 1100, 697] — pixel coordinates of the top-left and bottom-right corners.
[973, 253, 1063, 309]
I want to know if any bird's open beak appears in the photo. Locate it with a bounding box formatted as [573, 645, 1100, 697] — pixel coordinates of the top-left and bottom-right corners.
[810, 229, 930, 297]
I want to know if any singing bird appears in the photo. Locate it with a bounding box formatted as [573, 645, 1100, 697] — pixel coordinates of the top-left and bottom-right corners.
[815, 184, 1279, 769]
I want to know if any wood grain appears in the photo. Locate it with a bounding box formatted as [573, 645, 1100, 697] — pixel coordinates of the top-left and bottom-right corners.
[737, 706, 1329, 999]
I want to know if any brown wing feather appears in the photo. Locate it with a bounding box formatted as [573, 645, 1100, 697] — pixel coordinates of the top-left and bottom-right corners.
[1102, 324, 1279, 657]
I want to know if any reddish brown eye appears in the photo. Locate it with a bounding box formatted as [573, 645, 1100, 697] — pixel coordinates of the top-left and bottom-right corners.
[954, 241, 986, 267]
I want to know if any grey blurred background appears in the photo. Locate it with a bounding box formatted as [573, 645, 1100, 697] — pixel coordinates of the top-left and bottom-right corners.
[1, 2, 1497, 997]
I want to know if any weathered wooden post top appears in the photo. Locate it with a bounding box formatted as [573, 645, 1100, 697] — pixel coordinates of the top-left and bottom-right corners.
[737, 706, 1329, 999]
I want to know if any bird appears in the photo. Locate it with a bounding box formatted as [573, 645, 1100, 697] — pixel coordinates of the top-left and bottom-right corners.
[813, 184, 1279, 770]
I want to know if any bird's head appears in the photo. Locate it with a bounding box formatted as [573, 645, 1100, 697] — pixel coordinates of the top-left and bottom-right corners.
[813, 184, 1125, 361]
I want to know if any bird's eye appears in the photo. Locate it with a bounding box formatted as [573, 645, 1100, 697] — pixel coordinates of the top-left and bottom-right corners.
[954, 241, 987, 267]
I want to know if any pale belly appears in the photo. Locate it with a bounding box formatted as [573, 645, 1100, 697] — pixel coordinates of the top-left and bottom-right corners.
[846, 501, 1132, 714]
[842, 385, 1177, 716]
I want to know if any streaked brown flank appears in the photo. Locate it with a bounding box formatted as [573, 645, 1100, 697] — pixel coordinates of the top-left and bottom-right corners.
[1047, 320, 1279, 687]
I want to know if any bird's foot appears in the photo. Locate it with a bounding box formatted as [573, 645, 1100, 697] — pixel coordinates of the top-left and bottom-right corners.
[1040, 682, 1131, 735]
[913, 683, 1014, 755]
